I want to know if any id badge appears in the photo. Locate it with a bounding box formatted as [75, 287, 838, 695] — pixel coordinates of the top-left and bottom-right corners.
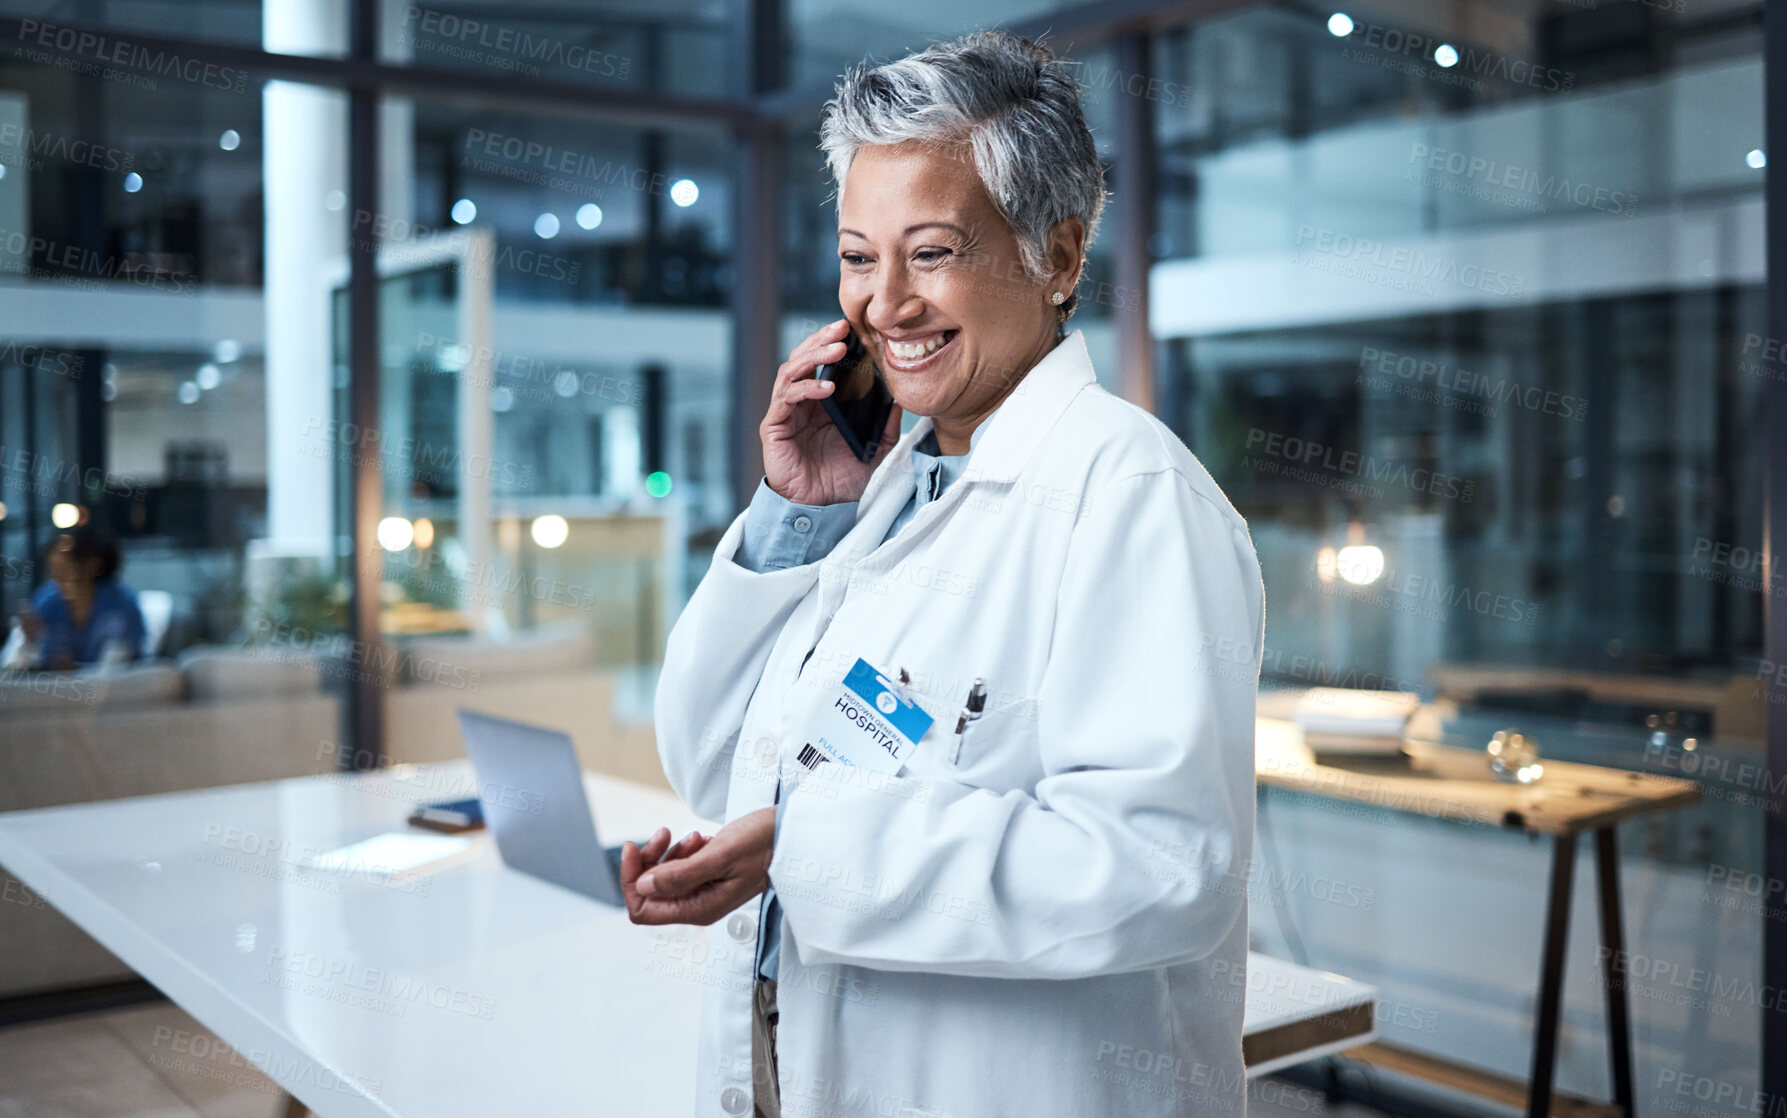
[795, 658, 934, 775]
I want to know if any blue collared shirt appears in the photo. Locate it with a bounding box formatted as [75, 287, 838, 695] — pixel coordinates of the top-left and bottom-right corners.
[731, 415, 992, 981]
[31, 579, 146, 669]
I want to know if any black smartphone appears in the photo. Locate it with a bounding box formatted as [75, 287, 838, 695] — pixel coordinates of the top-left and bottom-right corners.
[407, 797, 484, 833]
[813, 331, 895, 462]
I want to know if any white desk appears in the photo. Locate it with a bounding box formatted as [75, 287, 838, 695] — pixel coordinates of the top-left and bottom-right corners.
[0, 764, 1375, 1115]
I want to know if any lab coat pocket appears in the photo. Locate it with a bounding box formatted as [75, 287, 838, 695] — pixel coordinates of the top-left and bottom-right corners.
[945, 721, 974, 766]
[924, 679, 1042, 776]
[917, 716, 974, 769]
[957, 695, 1047, 785]
[936, 703, 1007, 764]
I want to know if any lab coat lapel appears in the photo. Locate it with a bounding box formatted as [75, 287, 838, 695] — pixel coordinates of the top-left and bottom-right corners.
[806, 418, 931, 642]
[802, 329, 1095, 639]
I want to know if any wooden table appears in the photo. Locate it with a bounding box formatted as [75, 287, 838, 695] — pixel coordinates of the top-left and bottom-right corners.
[1255, 716, 1702, 1118]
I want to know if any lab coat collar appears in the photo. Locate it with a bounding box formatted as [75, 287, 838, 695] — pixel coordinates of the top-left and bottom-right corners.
[816, 329, 1096, 621]
[848, 330, 1096, 538]
[908, 329, 1097, 486]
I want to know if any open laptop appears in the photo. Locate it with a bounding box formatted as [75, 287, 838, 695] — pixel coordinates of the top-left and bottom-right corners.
[456, 709, 634, 906]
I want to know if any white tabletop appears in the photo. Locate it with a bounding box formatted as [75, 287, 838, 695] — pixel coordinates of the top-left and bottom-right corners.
[0, 762, 711, 1117]
[0, 763, 1375, 1115]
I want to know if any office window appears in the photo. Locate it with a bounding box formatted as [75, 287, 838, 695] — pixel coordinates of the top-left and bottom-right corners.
[380, 0, 739, 97]
[1150, 2, 1770, 1099]
[779, 0, 1093, 93]
[683, 417, 705, 486]
[3, 0, 286, 56]
[369, 98, 734, 669]
[0, 55, 350, 655]
[0, 53, 359, 1018]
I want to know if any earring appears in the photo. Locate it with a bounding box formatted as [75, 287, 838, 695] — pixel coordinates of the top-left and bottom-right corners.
[1049, 291, 1066, 306]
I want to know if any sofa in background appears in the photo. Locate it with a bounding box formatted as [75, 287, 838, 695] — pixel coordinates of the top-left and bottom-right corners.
[380, 621, 665, 790]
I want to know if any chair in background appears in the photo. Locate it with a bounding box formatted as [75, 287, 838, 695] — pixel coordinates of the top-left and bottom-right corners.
[137, 589, 174, 660]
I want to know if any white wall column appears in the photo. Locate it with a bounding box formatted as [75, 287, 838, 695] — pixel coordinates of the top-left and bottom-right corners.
[261, 0, 347, 557]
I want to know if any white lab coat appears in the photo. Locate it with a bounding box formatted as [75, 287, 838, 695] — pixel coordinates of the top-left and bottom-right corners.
[655, 330, 1264, 1118]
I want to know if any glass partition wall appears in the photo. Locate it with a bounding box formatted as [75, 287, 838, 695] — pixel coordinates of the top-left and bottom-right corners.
[0, 0, 739, 1005]
[1150, 5, 1775, 1113]
[0, 3, 1780, 1116]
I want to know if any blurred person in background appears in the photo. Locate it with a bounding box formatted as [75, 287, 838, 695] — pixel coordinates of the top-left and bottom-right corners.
[4, 525, 146, 671]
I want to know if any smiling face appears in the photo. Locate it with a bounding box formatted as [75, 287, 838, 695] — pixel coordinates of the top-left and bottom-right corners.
[837, 140, 1082, 448]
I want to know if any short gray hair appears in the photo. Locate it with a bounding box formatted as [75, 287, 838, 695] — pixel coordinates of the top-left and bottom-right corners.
[819, 30, 1106, 321]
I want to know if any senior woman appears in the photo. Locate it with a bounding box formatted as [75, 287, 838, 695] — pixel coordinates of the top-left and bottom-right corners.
[627, 30, 1263, 1118]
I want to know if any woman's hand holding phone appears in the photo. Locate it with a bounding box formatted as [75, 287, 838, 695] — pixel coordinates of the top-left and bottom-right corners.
[761, 318, 902, 506]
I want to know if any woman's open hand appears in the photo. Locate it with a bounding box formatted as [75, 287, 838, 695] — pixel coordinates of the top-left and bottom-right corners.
[620, 807, 777, 926]
[762, 319, 902, 506]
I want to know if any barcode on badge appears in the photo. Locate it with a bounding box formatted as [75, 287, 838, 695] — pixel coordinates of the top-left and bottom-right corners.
[796, 743, 830, 770]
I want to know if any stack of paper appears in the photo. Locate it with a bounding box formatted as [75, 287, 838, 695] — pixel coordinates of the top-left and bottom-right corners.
[1291, 689, 1421, 756]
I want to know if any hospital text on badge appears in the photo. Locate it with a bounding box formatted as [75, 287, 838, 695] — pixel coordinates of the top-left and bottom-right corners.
[797, 658, 934, 775]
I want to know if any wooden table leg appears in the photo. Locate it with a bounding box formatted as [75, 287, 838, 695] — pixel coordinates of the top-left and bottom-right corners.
[1594, 827, 1636, 1117]
[1529, 833, 1579, 1118]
